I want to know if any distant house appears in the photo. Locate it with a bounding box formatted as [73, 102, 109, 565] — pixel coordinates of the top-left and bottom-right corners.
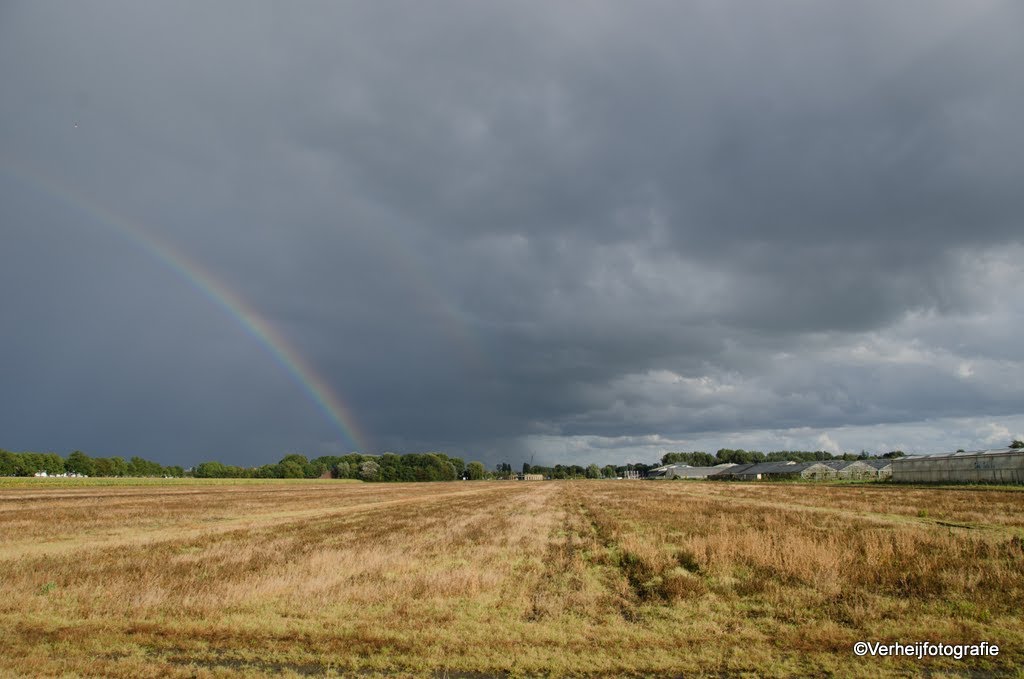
[891, 448, 1024, 484]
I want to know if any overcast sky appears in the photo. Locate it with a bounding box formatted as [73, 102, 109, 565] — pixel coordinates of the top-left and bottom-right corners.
[2, 2, 1023, 468]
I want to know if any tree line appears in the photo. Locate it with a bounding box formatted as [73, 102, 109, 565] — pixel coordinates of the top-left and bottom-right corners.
[14, 442, 1016, 482]
[0, 449, 184, 477]
[1, 447, 654, 482]
[192, 452, 469, 482]
[660, 449, 909, 466]
[517, 462, 656, 479]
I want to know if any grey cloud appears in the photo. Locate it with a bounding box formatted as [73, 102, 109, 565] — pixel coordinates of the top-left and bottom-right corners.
[2, 1, 1023, 466]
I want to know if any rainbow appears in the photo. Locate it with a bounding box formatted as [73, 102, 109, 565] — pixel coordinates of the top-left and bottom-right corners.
[1, 161, 370, 452]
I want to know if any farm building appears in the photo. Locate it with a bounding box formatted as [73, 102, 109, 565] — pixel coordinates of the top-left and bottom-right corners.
[860, 459, 893, 479]
[646, 464, 672, 478]
[648, 463, 735, 479]
[709, 463, 754, 479]
[766, 462, 835, 480]
[717, 462, 782, 481]
[791, 463, 838, 480]
[716, 461, 835, 481]
[822, 460, 881, 480]
[891, 448, 1024, 484]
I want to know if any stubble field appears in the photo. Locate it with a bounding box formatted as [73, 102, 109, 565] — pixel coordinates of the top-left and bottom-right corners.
[1, 478, 1023, 677]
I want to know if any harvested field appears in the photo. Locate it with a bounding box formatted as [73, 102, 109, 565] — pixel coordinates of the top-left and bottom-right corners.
[1, 479, 1023, 677]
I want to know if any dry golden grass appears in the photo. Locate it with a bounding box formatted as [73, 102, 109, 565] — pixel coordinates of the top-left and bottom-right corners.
[1, 478, 1022, 677]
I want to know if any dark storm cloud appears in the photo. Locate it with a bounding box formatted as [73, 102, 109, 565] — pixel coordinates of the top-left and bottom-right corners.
[2, 1, 1023, 466]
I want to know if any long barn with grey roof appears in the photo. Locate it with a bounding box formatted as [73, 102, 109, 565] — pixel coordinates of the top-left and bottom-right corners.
[891, 448, 1024, 484]
[822, 460, 882, 480]
[716, 461, 836, 481]
[648, 463, 735, 479]
[860, 458, 893, 479]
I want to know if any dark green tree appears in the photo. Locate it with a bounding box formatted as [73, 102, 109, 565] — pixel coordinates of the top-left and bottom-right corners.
[359, 460, 381, 481]
[466, 461, 485, 480]
[65, 451, 95, 476]
[194, 461, 227, 478]
[41, 453, 65, 475]
[716, 449, 765, 465]
[447, 457, 466, 478]
[255, 464, 281, 478]
[109, 457, 129, 477]
[279, 460, 305, 478]
[332, 461, 352, 478]
[0, 450, 18, 476]
[662, 451, 716, 466]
